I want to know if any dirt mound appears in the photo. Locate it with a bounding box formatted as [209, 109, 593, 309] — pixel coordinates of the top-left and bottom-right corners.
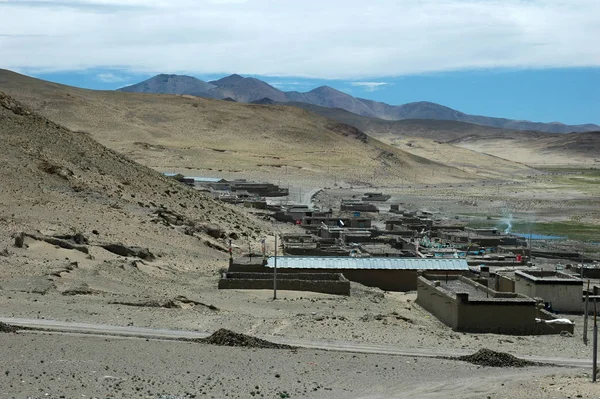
[201, 329, 293, 349]
[456, 349, 538, 368]
[0, 322, 19, 333]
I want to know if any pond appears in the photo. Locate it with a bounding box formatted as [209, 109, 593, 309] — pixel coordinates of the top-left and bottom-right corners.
[513, 233, 565, 240]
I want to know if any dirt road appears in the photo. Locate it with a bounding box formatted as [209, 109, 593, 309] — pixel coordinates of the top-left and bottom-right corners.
[1, 317, 592, 368]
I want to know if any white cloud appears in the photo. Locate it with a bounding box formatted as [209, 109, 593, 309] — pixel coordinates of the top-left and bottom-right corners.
[0, 0, 599, 78]
[350, 82, 390, 91]
[96, 72, 126, 82]
[267, 81, 313, 89]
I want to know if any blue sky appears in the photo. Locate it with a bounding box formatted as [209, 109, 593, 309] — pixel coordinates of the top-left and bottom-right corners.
[30, 67, 600, 125]
[2, 0, 599, 125]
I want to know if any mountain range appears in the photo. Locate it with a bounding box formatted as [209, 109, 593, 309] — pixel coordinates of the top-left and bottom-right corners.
[118, 74, 599, 134]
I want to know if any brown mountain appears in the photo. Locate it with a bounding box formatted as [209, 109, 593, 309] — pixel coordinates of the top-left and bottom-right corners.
[117, 73, 599, 133]
[118, 73, 217, 97]
[281, 101, 549, 142]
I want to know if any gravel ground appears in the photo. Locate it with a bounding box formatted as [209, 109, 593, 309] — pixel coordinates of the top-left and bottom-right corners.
[1, 332, 596, 399]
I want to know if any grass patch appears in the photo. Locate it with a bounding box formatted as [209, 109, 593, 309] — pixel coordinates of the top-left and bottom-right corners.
[511, 221, 600, 241]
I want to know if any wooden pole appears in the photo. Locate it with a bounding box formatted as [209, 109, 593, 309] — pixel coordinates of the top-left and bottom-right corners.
[585, 280, 590, 345]
[273, 234, 278, 300]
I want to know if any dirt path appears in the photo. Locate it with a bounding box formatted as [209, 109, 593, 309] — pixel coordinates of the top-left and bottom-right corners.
[0, 317, 592, 368]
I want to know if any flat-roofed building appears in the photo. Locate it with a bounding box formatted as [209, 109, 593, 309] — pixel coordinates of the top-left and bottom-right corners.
[417, 274, 574, 335]
[514, 270, 583, 313]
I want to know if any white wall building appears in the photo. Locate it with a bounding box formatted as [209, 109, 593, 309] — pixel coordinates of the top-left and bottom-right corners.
[514, 270, 583, 313]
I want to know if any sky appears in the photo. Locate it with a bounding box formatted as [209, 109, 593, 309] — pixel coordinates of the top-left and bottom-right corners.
[1, 0, 599, 125]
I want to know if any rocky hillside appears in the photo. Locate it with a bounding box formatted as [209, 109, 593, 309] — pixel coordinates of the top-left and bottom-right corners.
[0, 91, 265, 270]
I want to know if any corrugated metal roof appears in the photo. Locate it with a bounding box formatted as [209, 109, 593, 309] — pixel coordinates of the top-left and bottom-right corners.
[188, 177, 223, 182]
[265, 256, 469, 270]
[162, 173, 223, 182]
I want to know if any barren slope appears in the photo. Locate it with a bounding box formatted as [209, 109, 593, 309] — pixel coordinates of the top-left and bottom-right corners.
[456, 132, 600, 167]
[0, 69, 473, 185]
[284, 101, 598, 168]
[0, 91, 265, 277]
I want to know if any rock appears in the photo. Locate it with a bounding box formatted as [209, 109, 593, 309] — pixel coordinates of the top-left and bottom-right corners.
[101, 243, 155, 260]
[24, 233, 88, 254]
[228, 232, 239, 240]
[0, 248, 10, 257]
[199, 223, 226, 239]
[110, 295, 218, 311]
[13, 232, 25, 248]
[62, 283, 97, 296]
[53, 232, 89, 245]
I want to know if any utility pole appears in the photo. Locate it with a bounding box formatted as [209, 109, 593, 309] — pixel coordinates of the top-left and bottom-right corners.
[273, 234, 278, 300]
[593, 298, 598, 382]
[581, 245, 585, 278]
[528, 229, 533, 266]
[585, 280, 590, 345]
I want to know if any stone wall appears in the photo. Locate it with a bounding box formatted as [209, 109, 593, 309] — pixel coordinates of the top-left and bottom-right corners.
[573, 266, 600, 279]
[228, 258, 467, 292]
[495, 274, 515, 293]
[218, 272, 351, 296]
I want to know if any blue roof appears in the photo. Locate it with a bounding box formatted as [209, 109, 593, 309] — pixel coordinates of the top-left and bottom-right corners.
[266, 256, 469, 270]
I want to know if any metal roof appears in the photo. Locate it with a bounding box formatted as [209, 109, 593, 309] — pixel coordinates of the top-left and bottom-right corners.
[162, 173, 223, 182]
[188, 177, 223, 182]
[265, 256, 469, 270]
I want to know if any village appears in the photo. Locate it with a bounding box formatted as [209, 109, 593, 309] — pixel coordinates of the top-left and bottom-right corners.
[168, 173, 600, 338]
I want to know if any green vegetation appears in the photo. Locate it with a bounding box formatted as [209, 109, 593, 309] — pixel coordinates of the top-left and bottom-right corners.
[511, 221, 600, 242]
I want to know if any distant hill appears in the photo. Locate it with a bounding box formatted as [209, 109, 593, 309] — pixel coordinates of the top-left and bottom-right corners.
[280, 101, 550, 142]
[1, 68, 488, 185]
[118, 74, 216, 97]
[277, 101, 599, 167]
[117, 74, 599, 134]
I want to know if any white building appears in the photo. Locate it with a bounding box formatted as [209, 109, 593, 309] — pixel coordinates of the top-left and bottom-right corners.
[514, 270, 583, 313]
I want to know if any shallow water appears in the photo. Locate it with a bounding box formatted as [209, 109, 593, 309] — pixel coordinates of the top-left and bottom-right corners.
[513, 233, 564, 240]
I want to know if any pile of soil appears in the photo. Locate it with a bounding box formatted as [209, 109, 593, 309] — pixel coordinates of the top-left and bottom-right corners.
[201, 329, 293, 349]
[456, 349, 538, 368]
[0, 322, 19, 333]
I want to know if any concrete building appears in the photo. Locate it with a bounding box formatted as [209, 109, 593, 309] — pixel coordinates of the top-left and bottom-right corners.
[274, 206, 331, 223]
[264, 256, 469, 291]
[416, 275, 574, 335]
[340, 200, 379, 213]
[514, 270, 583, 313]
[362, 192, 391, 202]
[301, 216, 372, 230]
